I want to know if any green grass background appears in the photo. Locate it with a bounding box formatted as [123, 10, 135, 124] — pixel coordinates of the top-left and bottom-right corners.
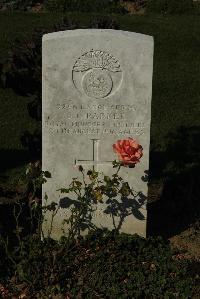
[0, 12, 200, 189]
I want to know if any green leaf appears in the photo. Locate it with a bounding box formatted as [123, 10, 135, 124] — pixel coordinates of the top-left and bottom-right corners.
[56, 188, 70, 193]
[78, 165, 84, 172]
[75, 181, 82, 187]
[43, 171, 51, 178]
[47, 202, 58, 211]
[87, 170, 93, 176]
[104, 176, 111, 183]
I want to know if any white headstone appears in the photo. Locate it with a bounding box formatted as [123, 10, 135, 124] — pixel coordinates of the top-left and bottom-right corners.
[42, 29, 154, 239]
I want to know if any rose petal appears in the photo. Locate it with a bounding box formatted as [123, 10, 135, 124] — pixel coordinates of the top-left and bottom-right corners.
[121, 155, 131, 161]
[113, 138, 143, 166]
[113, 143, 121, 153]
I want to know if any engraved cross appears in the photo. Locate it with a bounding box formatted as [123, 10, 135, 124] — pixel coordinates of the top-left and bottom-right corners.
[75, 139, 113, 171]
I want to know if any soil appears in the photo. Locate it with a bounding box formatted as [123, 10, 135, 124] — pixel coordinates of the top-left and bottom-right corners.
[170, 225, 200, 261]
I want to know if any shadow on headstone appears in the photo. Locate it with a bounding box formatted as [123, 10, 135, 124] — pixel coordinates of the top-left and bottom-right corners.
[147, 125, 200, 238]
[59, 196, 96, 232]
[104, 193, 146, 232]
[59, 188, 147, 234]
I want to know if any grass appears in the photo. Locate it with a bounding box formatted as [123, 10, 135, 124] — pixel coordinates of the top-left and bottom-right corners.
[0, 12, 61, 187]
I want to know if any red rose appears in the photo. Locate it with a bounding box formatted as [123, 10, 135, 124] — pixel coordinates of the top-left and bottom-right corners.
[113, 138, 143, 167]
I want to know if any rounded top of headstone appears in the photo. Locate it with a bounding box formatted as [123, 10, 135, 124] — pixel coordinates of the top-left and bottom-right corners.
[42, 29, 153, 44]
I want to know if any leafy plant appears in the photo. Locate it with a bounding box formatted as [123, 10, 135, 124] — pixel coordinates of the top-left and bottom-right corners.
[0, 0, 44, 10]
[56, 164, 145, 240]
[44, 0, 126, 14]
[0, 158, 196, 298]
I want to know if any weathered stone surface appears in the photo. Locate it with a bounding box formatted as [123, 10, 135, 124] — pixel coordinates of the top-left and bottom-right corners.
[42, 29, 154, 239]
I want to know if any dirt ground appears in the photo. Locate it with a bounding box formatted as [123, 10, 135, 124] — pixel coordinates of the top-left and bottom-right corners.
[170, 224, 200, 261]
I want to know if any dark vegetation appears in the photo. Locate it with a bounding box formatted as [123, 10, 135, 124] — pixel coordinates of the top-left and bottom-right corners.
[1, 0, 199, 15]
[0, 229, 198, 298]
[0, 2, 200, 298]
[0, 0, 44, 10]
[45, 0, 126, 14]
[0, 0, 126, 13]
[146, 0, 194, 14]
[0, 161, 199, 298]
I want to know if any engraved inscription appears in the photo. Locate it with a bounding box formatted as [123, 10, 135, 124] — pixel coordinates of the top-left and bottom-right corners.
[82, 69, 113, 98]
[72, 50, 122, 99]
[45, 126, 145, 136]
[75, 139, 113, 171]
[44, 102, 146, 136]
[73, 50, 121, 72]
[56, 103, 136, 111]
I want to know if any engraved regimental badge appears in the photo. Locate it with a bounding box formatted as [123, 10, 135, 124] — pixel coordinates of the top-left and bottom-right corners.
[72, 50, 123, 99]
